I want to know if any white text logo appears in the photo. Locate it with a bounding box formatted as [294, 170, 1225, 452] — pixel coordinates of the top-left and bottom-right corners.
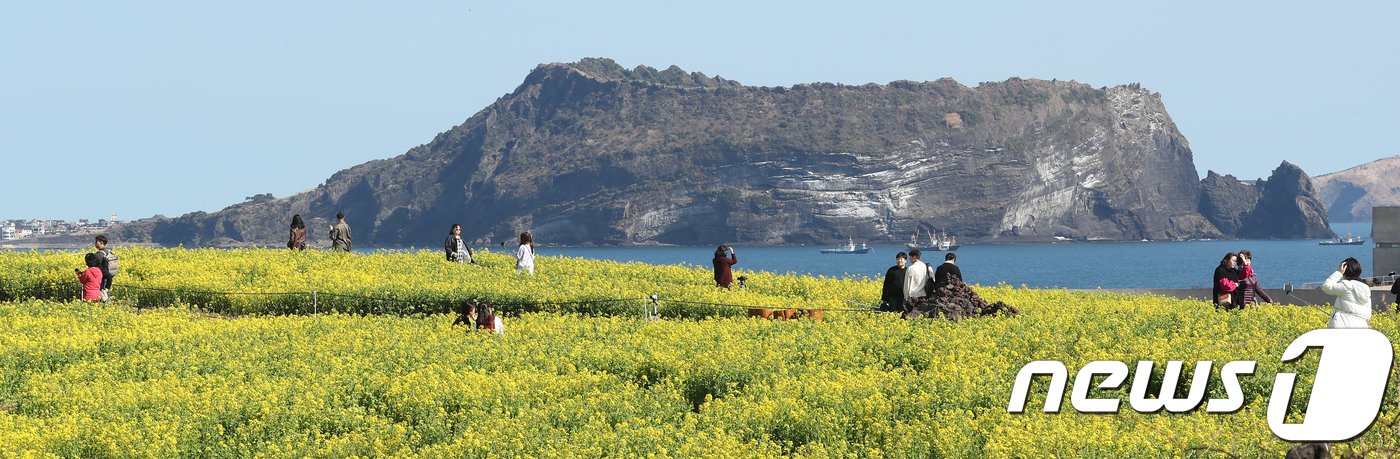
[1007, 329, 1393, 441]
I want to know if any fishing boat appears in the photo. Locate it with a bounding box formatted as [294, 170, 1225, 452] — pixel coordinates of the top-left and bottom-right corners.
[907, 229, 961, 251]
[932, 229, 960, 252]
[821, 237, 870, 254]
[1319, 232, 1366, 246]
[901, 230, 935, 249]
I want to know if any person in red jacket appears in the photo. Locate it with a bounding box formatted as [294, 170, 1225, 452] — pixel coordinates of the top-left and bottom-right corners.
[1212, 252, 1240, 308]
[712, 245, 738, 288]
[76, 252, 104, 302]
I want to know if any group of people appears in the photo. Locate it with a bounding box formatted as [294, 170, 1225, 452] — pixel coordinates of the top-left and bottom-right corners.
[1211, 250, 1273, 309]
[1214, 250, 1374, 329]
[441, 224, 539, 274]
[287, 212, 352, 252]
[288, 212, 537, 274]
[79, 215, 1386, 330]
[441, 224, 538, 274]
[706, 245, 967, 309]
[74, 235, 118, 302]
[879, 249, 961, 312]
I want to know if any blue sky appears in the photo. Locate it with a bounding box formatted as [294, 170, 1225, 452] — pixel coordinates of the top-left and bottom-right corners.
[3, 1, 1397, 220]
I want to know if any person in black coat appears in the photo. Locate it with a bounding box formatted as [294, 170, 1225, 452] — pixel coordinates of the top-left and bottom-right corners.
[933, 252, 963, 292]
[444, 223, 474, 263]
[880, 252, 908, 311]
[1212, 252, 1241, 308]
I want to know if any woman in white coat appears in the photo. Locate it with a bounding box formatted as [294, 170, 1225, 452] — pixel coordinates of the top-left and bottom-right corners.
[1321, 257, 1371, 328]
[514, 232, 536, 274]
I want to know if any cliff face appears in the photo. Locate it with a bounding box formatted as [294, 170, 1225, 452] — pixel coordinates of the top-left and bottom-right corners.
[110, 58, 1333, 246]
[1312, 155, 1400, 222]
[1197, 171, 1259, 236]
[1198, 163, 1336, 239]
[1241, 162, 1333, 238]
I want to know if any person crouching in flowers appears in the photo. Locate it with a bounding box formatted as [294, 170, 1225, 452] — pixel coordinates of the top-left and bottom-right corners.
[75, 252, 103, 302]
[515, 232, 535, 274]
[1322, 257, 1371, 328]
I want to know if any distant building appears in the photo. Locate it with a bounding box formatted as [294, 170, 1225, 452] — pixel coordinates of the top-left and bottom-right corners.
[0, 216, 120, 239]
[1375, 206, 1400, 278]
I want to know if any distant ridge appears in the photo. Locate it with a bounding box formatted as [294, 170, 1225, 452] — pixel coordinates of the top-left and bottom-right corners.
[108, 58, 1334, 247]
[1312, 155, 1400, 222]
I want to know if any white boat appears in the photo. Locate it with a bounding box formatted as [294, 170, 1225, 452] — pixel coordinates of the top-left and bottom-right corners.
[932, 229, 960, 252]
[1319, 232, 1366, 246]
[822, 237, 870, 254]
[907, 228, 961, 251]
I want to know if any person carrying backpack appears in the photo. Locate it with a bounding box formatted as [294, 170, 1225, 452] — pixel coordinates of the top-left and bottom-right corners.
[904, 249, 932, 306]
[95, 235, 118, 302]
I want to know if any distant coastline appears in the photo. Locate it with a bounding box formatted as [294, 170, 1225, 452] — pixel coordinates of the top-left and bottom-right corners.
[0, 241, 163, 251]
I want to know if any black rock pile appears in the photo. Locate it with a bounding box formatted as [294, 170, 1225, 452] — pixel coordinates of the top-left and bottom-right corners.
[904, 279, 1020, 321]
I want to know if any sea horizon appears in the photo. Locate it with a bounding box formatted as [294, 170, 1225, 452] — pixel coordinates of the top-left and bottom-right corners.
[5, 222, 1376, 290]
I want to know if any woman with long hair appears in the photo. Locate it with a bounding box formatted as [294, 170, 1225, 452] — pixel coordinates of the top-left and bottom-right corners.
[1212, 252, 1240, 308]
[287, 214, 307, 251]
[515, 232, 535, 274]
[1322, 257, 1371, 328]
[444, 223, 473, 263]
[1235, 250, 1273, 307]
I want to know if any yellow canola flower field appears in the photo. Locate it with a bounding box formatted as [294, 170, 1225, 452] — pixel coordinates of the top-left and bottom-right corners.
[0, 248, 876, 317]
[0, 248, 1398, 457]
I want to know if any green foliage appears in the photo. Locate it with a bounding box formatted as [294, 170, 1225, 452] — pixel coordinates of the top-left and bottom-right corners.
[0, 292, 1396, 457]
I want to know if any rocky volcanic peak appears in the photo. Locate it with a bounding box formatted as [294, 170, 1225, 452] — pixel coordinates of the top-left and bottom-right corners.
[1312, 155, 1400, 222]
[550, 57, 744, 89]
[1242, 161, 1333, 238]
[1197, 171, 1260, 235]
[1199, 162, 1334, 239]
[108, 58, 1334, 247]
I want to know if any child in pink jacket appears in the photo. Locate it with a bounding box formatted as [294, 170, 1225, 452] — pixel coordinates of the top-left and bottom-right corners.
[76, 252, 103, 302]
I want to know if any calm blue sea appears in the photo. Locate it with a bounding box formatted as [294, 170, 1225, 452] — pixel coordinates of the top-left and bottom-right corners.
[536, 223, 1376, 289]
[7, 223, 1373, 289]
